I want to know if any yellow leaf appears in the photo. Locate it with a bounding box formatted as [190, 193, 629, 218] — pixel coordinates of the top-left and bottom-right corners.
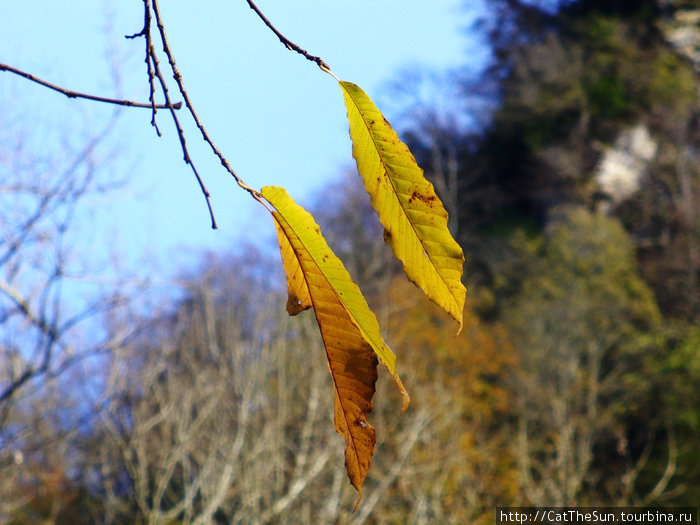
[272, 220, 312, 315]
[339, 80, 466, 330]
[262, 185, 409, 501]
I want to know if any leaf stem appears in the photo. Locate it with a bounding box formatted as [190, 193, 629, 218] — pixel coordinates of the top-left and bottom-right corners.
[320, 64, 340, 83]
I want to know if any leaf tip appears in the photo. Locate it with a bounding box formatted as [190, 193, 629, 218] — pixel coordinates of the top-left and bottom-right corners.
[285, 294, 311, 316]
[352, 491, 363, 512]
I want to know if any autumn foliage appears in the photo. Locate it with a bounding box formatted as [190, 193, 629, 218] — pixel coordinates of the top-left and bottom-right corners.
[2, 0, 700, 522]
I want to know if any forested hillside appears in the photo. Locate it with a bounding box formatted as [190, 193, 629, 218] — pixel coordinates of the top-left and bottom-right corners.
[1, 0, 698, 522]
[403, 0, 700, 511]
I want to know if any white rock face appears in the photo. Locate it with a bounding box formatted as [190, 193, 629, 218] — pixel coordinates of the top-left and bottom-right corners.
[596, 124, 657, 202]
[658, 2, 700, 69]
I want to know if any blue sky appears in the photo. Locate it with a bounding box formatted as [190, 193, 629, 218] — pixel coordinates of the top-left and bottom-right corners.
[1, 1, 485, 277]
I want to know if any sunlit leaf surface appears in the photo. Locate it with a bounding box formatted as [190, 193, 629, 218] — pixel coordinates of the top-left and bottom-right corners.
[340, 81, 466, 330]
[262, 185, 409, 503]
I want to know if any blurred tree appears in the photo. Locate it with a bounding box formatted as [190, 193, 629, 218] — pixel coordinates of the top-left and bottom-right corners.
[499, 206, 696, 505]
[93, 250, 395, 523]
[396, 0, 700, 324]
[486, 0, 700, 320]
[387, 0, 700, 508]
[605, 321, 700, 506]
[305, 178, 520, 522]
[0, 107, 133, 521]
[86, 178, 520, 523]
[363, 277, 519, 524]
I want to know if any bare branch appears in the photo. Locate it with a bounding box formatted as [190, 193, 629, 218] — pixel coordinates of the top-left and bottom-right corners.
[148, 45, 218, 229]
[125, 0, 217, 229]
[121, 0, 272, 229]
[0, 280, 58, 403]
[150, 0, 260, 199]
[245, 0, 331, 72]
[0, 62, 181, 110]
[126, 0, 163, 134]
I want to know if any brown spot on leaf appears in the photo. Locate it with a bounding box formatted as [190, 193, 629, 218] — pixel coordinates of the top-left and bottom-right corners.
[383, 229, 392, 244]
[286, 293, 310, 316]
[409, 190, 438, 207]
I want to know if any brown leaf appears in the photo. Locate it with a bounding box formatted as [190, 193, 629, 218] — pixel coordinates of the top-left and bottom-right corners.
[263, 186, 394, 503]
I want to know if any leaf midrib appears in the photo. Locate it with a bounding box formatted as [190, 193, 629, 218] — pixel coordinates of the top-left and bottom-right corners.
[273, 210, 372, 478]
[343, 83, 457, 308]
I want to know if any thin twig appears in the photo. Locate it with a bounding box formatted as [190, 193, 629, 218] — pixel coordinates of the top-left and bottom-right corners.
[0, 280, 59, 403]
[148, 32, 218, 229]
[150, 0, 261, 200]
[0, 62, 181, 110]
[122, 0, 218, 228]
[245, 0, 331, 71]
[126, 0, 162, 134]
